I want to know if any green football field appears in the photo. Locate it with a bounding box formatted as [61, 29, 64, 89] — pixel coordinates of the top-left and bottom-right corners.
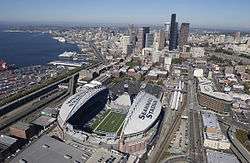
[94, 111, 126, 134]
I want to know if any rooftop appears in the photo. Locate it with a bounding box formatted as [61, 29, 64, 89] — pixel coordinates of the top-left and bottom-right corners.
[206, 149, 239, 163]
[113, 92, 131, 107]
[122, 91, 162, 136]
[10, 135, 87, 163]
[58, 86, 107, 127]
[202, 112, 228, 141]
[10, 121, 32, 131]
[32, 115, 56, 128]
[198, 77, 233, 102]
[0, 135, 18, 147]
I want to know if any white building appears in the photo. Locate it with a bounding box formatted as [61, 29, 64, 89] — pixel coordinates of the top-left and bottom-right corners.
[194, 68, 204, 77]
[121, 35, 131, 53]
[202, 112, 230, 150]
[164, 57, 172, 71]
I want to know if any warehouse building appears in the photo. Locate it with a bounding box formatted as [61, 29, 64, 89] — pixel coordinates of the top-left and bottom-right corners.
[10, 135, 126, 163]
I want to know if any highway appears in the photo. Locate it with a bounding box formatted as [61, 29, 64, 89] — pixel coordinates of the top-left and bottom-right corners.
[0, 61, 105, 129]
[0, 89, 67, 130]
[89, 41, 106, 64]
[0, 62, 101, 115]
[162, 155, 189, 163]
[187, 69, 206, 163]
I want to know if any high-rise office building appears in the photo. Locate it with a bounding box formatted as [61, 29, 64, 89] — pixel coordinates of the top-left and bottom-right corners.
[137, 27, 150, 50]
[145, 33, 154, 48]
[158, 29, 166, 50]
[234, 32, 241, 43]
[128, 24, 136, 46]
[121, 35, 131, 54]
[164, 22, 170, 40]
[179, 23, 190, 50]
[169, 14, 178, 51]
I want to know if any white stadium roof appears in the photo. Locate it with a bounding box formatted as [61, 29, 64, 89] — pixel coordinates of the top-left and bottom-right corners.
[58, 86, 107, 127]
[114, 92, 131, 107]
[123, 91, 162, 136]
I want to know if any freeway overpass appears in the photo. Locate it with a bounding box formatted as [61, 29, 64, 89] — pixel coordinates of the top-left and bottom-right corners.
[0, 62, 101, 116]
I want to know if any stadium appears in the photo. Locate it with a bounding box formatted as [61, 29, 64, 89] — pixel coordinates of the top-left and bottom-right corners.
[57, 80, 163, 155]
[58, 85, 110, 132]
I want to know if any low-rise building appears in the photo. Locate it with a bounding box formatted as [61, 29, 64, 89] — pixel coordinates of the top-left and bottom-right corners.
[197, 77, 233, 113]
[31, 115, 56, 129]
[206, 149, 239, 163]
[9, 122, 38, 139]
[41, 107, 58, 118]
[0, 135, 21, 161]
[10, 135, 126, 163]
[202, 112, 230, 150]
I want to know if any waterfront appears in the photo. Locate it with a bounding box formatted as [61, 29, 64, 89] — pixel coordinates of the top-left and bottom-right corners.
[0, 30, 79, 67]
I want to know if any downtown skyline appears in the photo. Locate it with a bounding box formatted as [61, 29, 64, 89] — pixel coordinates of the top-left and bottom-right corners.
[0, 0, 250, 30]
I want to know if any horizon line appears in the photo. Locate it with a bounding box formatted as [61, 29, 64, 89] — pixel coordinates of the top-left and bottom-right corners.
[0, 20, 250, 32]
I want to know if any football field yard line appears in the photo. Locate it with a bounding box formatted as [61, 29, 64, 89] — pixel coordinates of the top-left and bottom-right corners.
[100, 112, 115, 131]
[115, 117, 125, 135]
[95, 112, 126, 133]
[93, 110, 112, 132]
[96, 112, 115, 132]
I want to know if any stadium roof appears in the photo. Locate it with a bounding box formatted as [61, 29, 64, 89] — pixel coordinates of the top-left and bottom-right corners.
[123, 91, 162, 136]
[58, 86, 107, 127]
[114, 92, 131, 107]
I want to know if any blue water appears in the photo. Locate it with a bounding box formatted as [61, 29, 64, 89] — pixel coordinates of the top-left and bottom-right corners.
[0, 30, 79, 67]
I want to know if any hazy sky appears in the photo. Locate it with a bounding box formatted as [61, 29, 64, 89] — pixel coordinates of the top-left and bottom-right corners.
[0, 0, 250, 29]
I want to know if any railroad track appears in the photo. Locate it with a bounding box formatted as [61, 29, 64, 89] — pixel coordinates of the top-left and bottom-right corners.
[150, 96, 187, 163]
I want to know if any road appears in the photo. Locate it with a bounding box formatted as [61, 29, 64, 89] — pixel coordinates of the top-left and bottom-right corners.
[0, 89, 66, 130]
[89, 41, 106, 64]
[187, 69, 205, 163]
[162, 155, 189, 163]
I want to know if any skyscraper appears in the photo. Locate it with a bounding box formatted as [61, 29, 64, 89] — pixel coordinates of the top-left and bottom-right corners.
[137, 27, 150, 50]
[145, 33, 154, 48]
[179, 23, 190, 50]
[128, 24, 136, 46]
[158, 29, 166, 50]
[164, 22, 170, 40]
[234, 32, 241, 43]
[128, 24, 135, 36]
[169, 14, 178, 51]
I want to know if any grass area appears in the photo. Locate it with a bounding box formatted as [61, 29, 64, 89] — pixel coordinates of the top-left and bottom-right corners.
[125, 60, 141, 68]
[236, 129, 250, 151]
[95, 111, 126, 134]
[171, 58, 184, 65]
[207, 55, 232, 65]
[90, 110, 111, 130]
